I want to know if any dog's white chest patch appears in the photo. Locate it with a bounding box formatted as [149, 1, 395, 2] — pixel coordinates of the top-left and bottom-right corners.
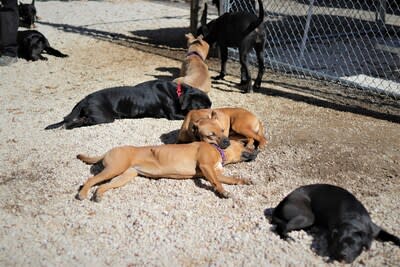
[215, 162, 223, 171]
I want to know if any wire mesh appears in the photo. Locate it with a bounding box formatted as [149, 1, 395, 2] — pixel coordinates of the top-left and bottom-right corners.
[223, 0, 400, 98]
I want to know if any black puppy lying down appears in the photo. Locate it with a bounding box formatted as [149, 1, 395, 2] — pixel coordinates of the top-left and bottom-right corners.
[18, 30, 68, 61]
[271, 184, 400, 263]
[45, 80, 212, 130]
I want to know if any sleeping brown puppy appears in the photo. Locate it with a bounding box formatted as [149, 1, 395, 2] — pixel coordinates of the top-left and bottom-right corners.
[76, 140, 257, 202]
[173, 33, 211, 94]
[177, 107, 267, 149]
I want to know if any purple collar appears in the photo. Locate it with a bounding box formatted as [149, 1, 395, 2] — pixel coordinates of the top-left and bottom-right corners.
[212, 144, 226, 164]
[186, 51, 204, 61]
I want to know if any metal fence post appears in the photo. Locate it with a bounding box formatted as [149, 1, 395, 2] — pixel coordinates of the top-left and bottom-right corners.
[299, 0, 315, 65]
[376, 0, 387, 28]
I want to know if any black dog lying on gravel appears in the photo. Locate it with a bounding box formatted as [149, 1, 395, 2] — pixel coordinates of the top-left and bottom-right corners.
[18, 30, 68, 61]
[271, 184, 400, 263]
[45, 80, 212, 130]
[198, 0, 265, 93]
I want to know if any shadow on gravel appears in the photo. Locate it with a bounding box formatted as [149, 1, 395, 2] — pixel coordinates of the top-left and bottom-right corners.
[257, 79, 400, 123]
[38, 21, 400, 123]
[38, 21, 187, 50]
[149, 67, 181, 80]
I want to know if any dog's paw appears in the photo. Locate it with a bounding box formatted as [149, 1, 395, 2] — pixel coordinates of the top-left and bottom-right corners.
[91, 194, 102, 203]
[75, 192, 86, 201]
[241, 178, 253, 185]
[217, 190, 231, 199]
[253, 80, 262, 91]
[212, 74, 225, 80]
[240, 81, 253, 93]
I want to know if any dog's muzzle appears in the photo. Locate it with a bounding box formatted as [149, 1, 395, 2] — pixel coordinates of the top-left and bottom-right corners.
[219, 138, 231, 149]
[241, 149, 259, 162]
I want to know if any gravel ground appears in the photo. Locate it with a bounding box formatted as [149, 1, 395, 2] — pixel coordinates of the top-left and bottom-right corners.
[0, 1, 399, 266]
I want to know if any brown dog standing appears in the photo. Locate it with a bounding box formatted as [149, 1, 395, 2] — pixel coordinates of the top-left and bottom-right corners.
[177, 108, 267, 149]
[76, 140, 257, 201]
[173, 33, 211, 94]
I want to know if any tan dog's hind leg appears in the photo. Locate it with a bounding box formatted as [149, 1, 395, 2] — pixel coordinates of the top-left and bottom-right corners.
[77, 167, 126, 200]
[232, 125, 267, 150]
[257, 122, 268, 149]
[93, 169, 138, 202]
[199, 164, 230, 198]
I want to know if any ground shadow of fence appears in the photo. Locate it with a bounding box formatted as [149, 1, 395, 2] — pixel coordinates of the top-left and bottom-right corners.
[38, 20, 400, 123]
[38, 21, 188, 50]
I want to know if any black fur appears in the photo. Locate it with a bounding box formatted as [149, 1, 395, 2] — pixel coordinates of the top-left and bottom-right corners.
[17, 30, 68, 61]
[271, 184, 400, 263]
[198, 0, 265, 93]
[18, 0, 37, 28]
[45, 80, 212, 130]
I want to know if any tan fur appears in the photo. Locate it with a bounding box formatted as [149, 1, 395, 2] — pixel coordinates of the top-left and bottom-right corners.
[76, 141, 253, 201]
[177, 107, 268, 149]
[173, 33, 211, 94]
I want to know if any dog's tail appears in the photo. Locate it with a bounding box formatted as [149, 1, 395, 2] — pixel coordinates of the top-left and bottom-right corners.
[44, 121, 65, 130]
[42, 38, 68, 58]
[45, 46, 69, 58]
[373, 223, 400, 246]
[77, 154, 105, 165]
[44, 98, 86, 130]
[242, 0, 265, 37]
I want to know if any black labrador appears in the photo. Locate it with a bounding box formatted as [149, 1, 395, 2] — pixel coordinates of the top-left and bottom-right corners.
[18, 0, 38, 28]
[45, 80, 212, 130]
[17, 30, 68, 61]
[198, 0, 265, 93]
[270, 184, 400, 263]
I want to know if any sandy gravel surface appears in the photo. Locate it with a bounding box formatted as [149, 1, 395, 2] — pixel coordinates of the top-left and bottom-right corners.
[0, 1, 399, 266]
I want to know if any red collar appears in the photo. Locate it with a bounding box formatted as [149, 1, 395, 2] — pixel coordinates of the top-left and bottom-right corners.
[176, 81, 183, 97]
[186, 51, 204, 61]
[212, 144, 226, 164]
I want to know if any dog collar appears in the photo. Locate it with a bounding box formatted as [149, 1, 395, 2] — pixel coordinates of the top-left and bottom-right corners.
[176, 81, 183, 97]
[186, 51, 204, 61]
[212, 144, 226, 164]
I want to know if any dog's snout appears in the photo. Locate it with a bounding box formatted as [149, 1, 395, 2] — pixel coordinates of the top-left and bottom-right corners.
[241, 150, 259, 162]
[220, 138, 230, 149]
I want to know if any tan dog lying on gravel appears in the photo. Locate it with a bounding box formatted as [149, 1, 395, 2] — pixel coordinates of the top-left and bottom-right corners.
[76, 140, 257, 201]
[173, 33, 211, 94]
[177, 108, 267, 149]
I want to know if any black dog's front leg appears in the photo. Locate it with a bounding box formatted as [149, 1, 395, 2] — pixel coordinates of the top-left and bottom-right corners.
[213, 45, 228, 80]
[253, 42, 265, 90]
[239, 48, 252, 93]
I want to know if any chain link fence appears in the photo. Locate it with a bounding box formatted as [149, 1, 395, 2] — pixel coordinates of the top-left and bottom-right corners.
[222, 0, 400, 99]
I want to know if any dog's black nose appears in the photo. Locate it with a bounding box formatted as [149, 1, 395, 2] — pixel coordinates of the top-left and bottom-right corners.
[241, 150, 259, 162]
[220, 138, 231, 149]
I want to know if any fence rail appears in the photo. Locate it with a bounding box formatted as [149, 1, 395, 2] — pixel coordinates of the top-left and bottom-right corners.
[223, 0, 400, 98]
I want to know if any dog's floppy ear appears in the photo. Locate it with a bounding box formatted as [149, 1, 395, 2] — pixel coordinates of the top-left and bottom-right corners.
[185, 33, 194, 40]
[330, 228, 339, 241]
[189, 121, 200, 138]
[179, 90, 191, 111]
[179, 87, 212, 112]
[211, 110, 219, 120]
